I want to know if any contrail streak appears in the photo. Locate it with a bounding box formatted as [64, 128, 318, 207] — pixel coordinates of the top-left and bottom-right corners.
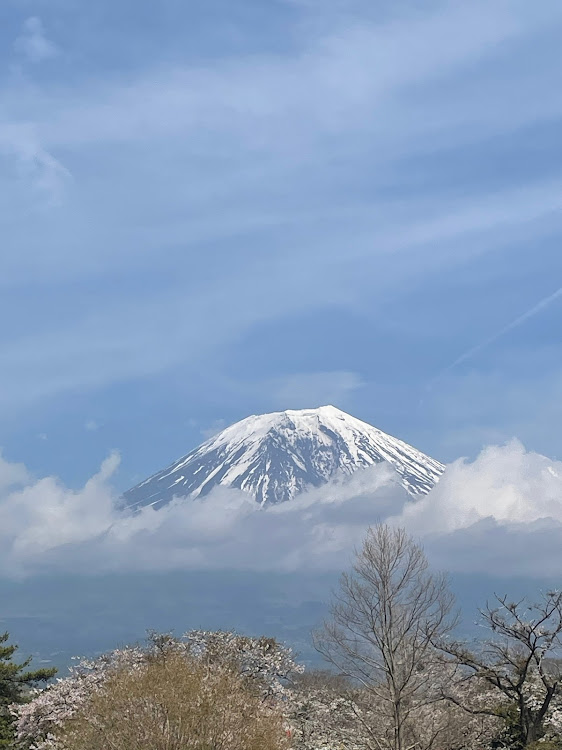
[430, 285, 562, 385]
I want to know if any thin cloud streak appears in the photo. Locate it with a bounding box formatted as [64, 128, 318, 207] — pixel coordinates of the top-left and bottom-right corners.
[433, 285, 562, 381]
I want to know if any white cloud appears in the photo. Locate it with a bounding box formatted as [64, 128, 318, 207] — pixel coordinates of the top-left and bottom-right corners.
[0, 453, 118, 575]
[14, 16, 59, 63]
[0, 454, 404, 576]
[1, 440, 562, 579]
[391, 440, 562, 534]
[389, 440, 562, 577]
[0, 452, 30, 493]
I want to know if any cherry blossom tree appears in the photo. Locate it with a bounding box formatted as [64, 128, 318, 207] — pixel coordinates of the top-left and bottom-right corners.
[438, 591, 562, 748]
[12, 630, 300, 750]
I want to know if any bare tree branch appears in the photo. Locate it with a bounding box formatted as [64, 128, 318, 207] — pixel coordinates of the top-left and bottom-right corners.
[313, 524, 457, 750]
[436, 590, 562, 747]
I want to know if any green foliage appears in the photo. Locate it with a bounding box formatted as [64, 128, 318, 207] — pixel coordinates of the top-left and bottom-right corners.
[489, 702, 525, 749]
[489, 699, 562, 750]
[0, 631, 56, 748]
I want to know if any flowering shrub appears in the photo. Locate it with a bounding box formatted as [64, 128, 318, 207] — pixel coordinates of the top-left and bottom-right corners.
[12, 628, 562, 750]
[12, 631, 299, 750]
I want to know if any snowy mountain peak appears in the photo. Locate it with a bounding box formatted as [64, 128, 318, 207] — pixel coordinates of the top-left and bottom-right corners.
[124, 406, 444, 510]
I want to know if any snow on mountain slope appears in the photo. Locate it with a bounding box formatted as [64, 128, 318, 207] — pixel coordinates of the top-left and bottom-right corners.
[123, 406, 444, 510]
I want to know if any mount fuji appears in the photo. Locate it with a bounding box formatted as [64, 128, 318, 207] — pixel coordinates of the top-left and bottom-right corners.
[123, 406, 444, 510]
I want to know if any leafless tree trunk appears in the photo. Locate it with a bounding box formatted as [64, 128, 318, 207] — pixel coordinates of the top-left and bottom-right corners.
[313, 524, 457, 750]
[437, 590, 562, 748]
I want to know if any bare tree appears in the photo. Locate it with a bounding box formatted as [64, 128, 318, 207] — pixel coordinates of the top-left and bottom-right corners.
[438, 590, 562, 748]
[313, 524, 457, 750]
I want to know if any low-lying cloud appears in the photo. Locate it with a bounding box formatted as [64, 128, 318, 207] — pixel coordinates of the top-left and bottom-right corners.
[1, 440, 562, 579]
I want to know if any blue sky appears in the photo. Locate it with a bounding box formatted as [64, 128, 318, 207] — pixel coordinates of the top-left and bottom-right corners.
[1, 0, 562, 491]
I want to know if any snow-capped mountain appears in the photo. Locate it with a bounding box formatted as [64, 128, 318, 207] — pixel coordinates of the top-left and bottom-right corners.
[123, 406, 444, 510]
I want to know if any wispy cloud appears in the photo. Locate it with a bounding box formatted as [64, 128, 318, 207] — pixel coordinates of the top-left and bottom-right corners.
[21, 1, 562, 153]
[0, 120, 71, 207]
[14, 16, 59, 64]
[1, 174, 560, 415]
[0, 0, 561, 467]
[3, 16, 69, 207]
